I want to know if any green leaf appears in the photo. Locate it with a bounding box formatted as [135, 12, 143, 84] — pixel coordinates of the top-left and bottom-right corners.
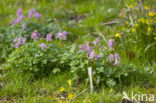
[53, 68, 60, 74]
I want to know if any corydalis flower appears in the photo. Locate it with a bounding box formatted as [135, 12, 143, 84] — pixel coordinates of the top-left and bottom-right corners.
[114, 53, 121, 60]
[56, 31, 68, 40]
[84, 42, 91, 56]
[38, 43, 47, 50]
[21, 23, 28, 31]
[34, 12, 42, 19]
[16, 8, 25, 23]
[78, 45, 84, 53]
[16, 8, 22, 17]
[78, 42, 91, 55]
[108, 39, 115, 50]
[114, 59, 119, 66]
[46, 33, 52, 41]
[28, 8, 42, 20]
[28, 8, 36, 18]
[31, 30, 40, 41]
[10, 8, 25, 26]
[109, 54, 114, 63]
[92, 38, 100, 45]
[13, 37, 27, 48]
[10, 20, 16, 26]
[88, 51, 101, 60]
[108, 53, 121, 66]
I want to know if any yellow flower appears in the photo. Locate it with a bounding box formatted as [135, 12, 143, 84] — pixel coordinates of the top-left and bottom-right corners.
[147, 27, 152, 32]
[134, 3, 137, 6]
[115, 33, 120, 38]
[144, 6, 148, 10]
[68, 93, 74, 99]
[68, 80, 72, 86]
[134, 24, 139, 27]
[131, 28, 136, 32]
[154, 37, 156, 40]
[126, 21, 129, 25]
[60, 87, 65, 92]
[138, 18, 145, 23]
[122, 27, 125, 31]
[129, 5, 134, 9]
[148, 12, 155, 17]
[145, 19, 150, 25]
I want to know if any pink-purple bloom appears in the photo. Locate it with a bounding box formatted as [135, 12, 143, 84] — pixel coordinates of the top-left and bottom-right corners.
[28, 8, 36, 18]
[28, 8, 42, 20]
[109, 53, 121, 66]
[34, 12, 42, 19]
[46, 33, 52, 41]
[16, 8, 22, 17]
[56, 31, 68, 40]
[13, 37, 27, 48]
[16, 8, 25, 23]
[114, 59, 119, 66]
[109, 54, 114, 63]
[84, 42, 92, 56]
[78, 41, 101, 60]
[92, 38, 100, 45]
[10, 8, 25, 25]
[31, 30, 40, 41]
[78, 45, 84, 53]
[108, 39, 115, 50]
[10, 20, 16, 26]
[38, 43, 47, 50]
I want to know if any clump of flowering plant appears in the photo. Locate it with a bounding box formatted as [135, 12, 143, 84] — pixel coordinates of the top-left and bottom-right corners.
[28, 8, 42, 20]
[10, 8, 42, 26]
[56, 31, 68, 40]
[13, 37, 27, 48]
[62, 38, 132, 87]
[31, 30, 41, 41]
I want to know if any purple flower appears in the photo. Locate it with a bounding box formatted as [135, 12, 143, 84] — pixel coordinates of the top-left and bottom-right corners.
[78, 45, 84, 53]
[13, 37, 27, 48]
[38, 43, 47, 50]
[34, 12, 42, 19]
[109, 54, 114, 63]
[88, 51, 96, 60]
[28, 8, 36, 18]
[31, 30, 40, 41]
[22, 23, 28, 30]
[13, 42, 20, 48]
[95, 55, 101, 60]
[16, 8, 22, 17]
[92, 38, 100, 45]
[20, 37, 27, 44]
[108, 39, 115, 50]
[114, 59, 119, 66]
[10, 20, 16, 26]
[84, 42, 91, 56]
[56, 31, 68, 40]
[88, 51, 101, 60]
[114, 53, 121, 60]
[46, 33, 52, 41]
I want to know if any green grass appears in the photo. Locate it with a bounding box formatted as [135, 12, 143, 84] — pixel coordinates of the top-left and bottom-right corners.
[1, 71, 155, 103]
[0, 0, 156, 102]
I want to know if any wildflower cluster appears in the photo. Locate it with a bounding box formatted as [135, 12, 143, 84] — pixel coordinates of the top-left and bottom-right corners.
[28, 8, 42, 20]
[56, 31, 68, 40]
[10, 8, 42, 26]
[108, 39, 121, 66]
[119, 0, 156, 60]
[13, 37, 27, 48]
[78, 38, 101, 60]
[13, 29, 68, 51]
